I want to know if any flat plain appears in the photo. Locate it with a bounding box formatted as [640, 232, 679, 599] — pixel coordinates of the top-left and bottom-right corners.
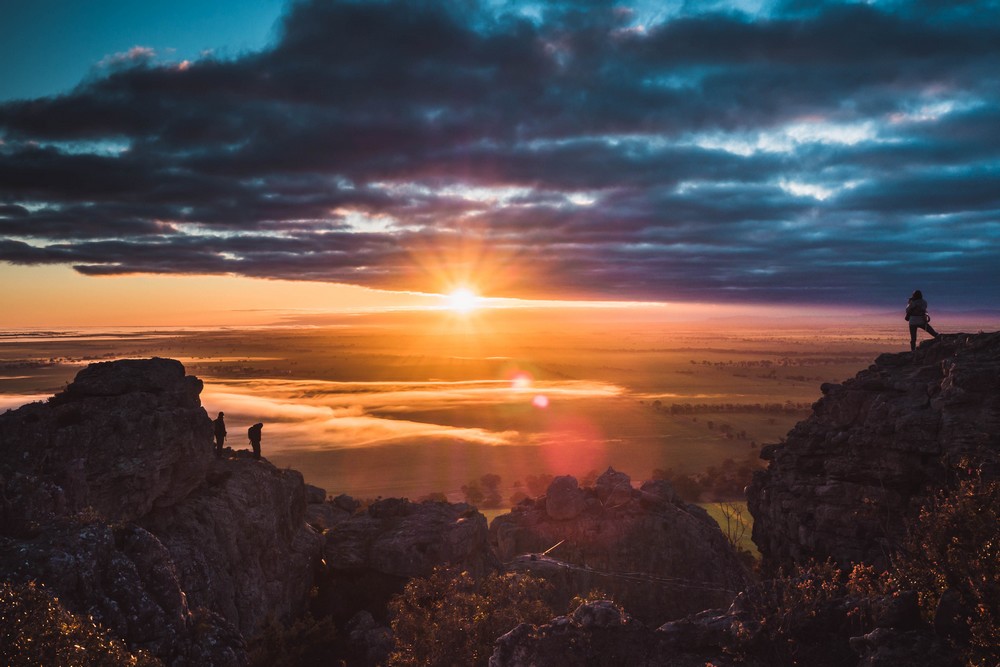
[0, 310, 941, 506]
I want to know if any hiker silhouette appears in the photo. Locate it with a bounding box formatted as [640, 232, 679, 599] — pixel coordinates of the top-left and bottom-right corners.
[905, 289, 940, 351]
[248, 422, 263, 460]
[213, 412, 226, 457]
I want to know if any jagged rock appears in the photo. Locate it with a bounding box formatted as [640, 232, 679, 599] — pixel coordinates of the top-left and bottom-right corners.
[491, 475, 747, 625]
[0, 357, 212, 528]
[140, 457, 323, 637]
[0, 358, 323, 665]
[545, 475, 587, 520]
[594, 467, 633, 506]
[304, 483, 327, 504]
[572, 599, 628, 627]
[319, 497, 493, 622]
[305, 499, 352, 532]
[0, 519, 233, 664]
[747, 332, 1000, 569]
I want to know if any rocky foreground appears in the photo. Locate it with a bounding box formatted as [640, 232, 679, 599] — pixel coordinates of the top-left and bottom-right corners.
[2, 333, 998, 665]
[0, 358, 747, 665]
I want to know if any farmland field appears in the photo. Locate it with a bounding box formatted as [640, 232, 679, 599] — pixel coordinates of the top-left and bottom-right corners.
[0, 311, 935, 507]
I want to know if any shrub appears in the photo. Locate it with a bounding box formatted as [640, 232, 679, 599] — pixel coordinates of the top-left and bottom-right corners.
[0, 580, 159, 667]
[894, 471, 1000, 667]
[388, 568, 555, 667]
[733, 560, 867, 666]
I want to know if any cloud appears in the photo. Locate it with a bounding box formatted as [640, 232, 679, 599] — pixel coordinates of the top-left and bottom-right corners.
[2, 0, 1000, 307]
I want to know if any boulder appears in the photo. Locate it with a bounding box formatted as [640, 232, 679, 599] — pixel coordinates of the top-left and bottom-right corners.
[491, 475, 747, 625]
[594, 467, 633, 506]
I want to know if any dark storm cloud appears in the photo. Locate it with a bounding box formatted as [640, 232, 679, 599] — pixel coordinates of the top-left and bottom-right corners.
[2, 0, 1000, 307]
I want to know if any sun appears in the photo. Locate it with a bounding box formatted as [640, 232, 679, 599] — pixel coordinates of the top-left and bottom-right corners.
[445, 287, 480, 313]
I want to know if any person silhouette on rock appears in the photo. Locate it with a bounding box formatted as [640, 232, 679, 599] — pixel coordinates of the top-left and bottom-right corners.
[905, 289, 940, 351]
[248, 422, 263, 460]
[213, 412, 227, 457]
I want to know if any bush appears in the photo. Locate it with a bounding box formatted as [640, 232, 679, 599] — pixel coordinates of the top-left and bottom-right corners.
[894, 471, 1000, 667]
[0, 580, 159, 667]
[735, 561, 909, 663]
[388, 568, 555, 667]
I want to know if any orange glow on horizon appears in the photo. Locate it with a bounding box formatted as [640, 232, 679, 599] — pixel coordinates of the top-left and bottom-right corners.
[0, 262, 893, 329]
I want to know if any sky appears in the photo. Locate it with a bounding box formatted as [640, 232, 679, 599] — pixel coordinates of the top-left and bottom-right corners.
[2, 0, 1000, 326]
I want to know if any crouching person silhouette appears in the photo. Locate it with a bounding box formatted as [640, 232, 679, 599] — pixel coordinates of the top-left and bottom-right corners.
[248, 422, 264, 460]
[905, 289, 940, 351]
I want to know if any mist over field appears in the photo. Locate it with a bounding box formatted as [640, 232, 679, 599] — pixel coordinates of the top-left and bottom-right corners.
[2, 309, 953, 502]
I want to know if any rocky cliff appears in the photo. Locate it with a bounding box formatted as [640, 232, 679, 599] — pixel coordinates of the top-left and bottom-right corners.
[0, 358, 323, 665]
[490, 469, 748, 626]
[747, 332, 1000, 569]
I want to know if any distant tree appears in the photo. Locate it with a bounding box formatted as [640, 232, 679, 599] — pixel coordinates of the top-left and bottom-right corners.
[481, 473, 501, 490]
[460, 482, 484, 506]
[671, 474, 702, 501]
[479, 474, 503, 508]
[509, 491, 529, 506]
[525, 473, 554, 497]
[418, 492, 449, 503]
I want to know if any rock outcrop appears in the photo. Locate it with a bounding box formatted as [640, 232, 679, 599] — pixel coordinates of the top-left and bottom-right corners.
[140, 457, 322, 637]
[319, 496, 494, 623]
[0, 358, 324, 665]
[491, 469, 748, 625]
[1, 358, 210, 529]
[747, 332, 1000, 569]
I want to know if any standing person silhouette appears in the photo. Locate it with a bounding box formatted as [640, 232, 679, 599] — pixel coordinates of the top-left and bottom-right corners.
[248, 422, 263, 460]
[213, 412, 227, 457]
[905, 289, 940, 351]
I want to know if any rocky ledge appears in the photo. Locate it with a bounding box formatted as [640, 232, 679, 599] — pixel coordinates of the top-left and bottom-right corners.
[747, 331, 1000, 569]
